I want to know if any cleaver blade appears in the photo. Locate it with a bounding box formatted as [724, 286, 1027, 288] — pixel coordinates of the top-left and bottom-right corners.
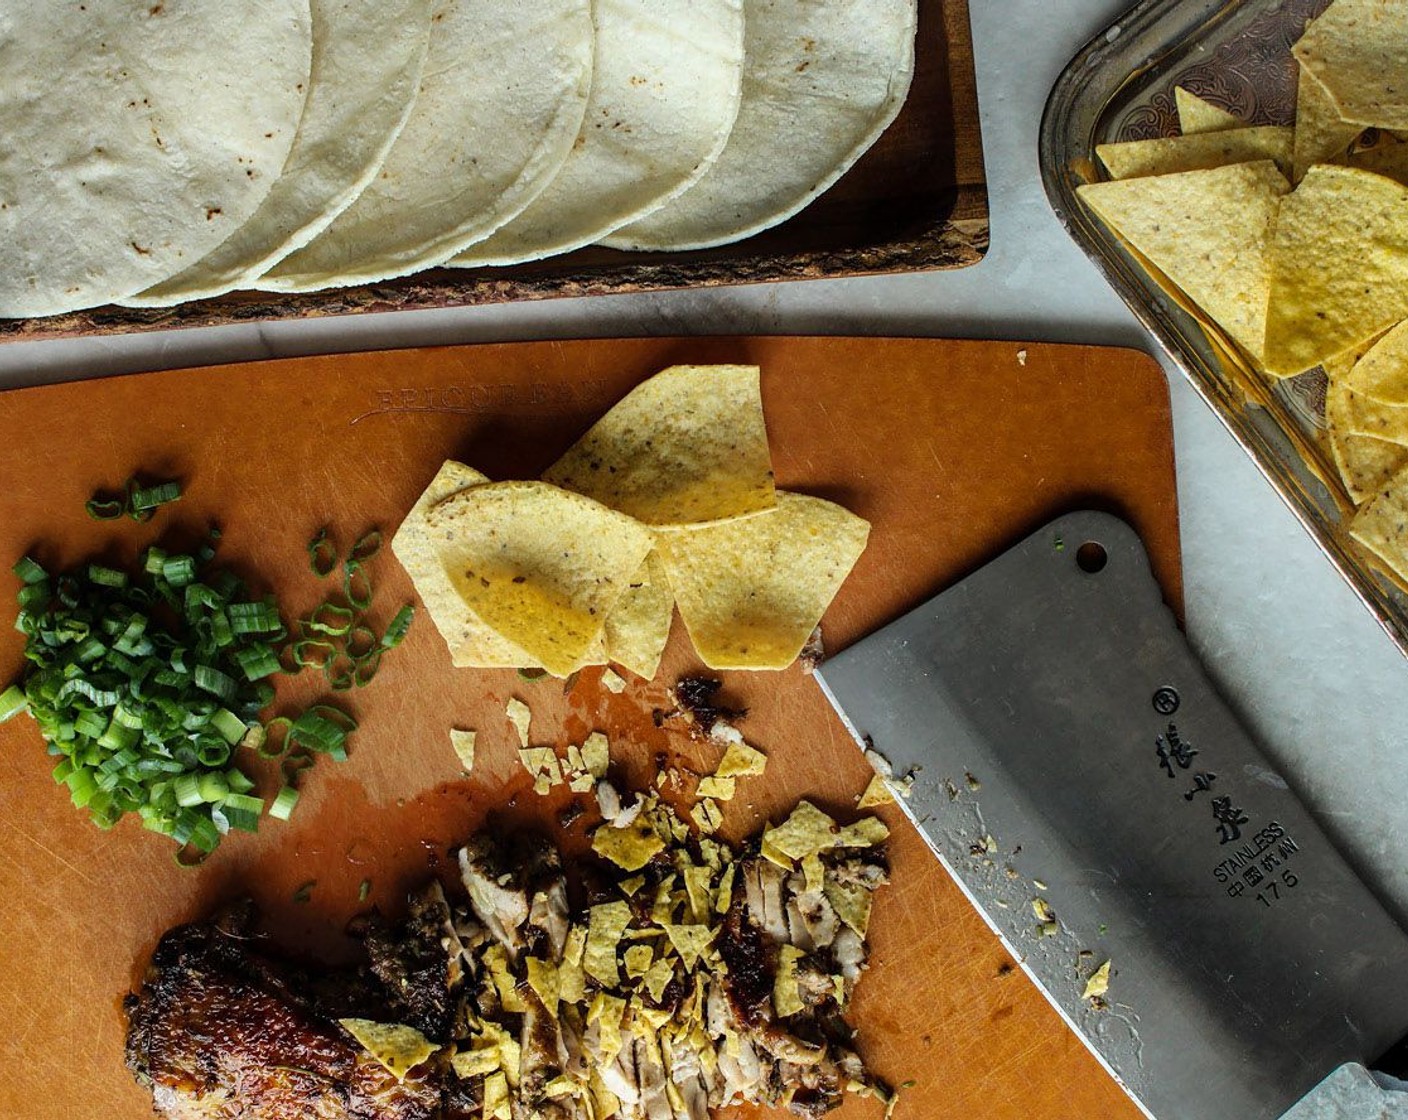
[815, 511, 1408, 1120]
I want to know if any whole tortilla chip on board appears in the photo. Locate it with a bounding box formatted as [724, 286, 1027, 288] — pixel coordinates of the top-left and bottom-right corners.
[424, 481, 654, 678]
[543, 365, 775, 527]
[1095, 126, 1292, 181]
[1293, 0, 1408, 131]
[1292, 66, 1362, 183]
[603, 552, 674, 680]
[1078, 160, 1290, 365]
[653, 492, 870, 671]
[1175, 87, 1242, 135]
[392, 461, 538, 669]
[1263, 165, 1408, 376]
[1351, 465, 1408, 586]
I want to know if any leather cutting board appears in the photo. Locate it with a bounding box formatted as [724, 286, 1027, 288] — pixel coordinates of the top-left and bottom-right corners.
[0, 337, 1173, 1120]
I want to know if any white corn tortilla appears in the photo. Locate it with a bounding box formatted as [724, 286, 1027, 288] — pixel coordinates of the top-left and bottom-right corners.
[261, 0, 593, 292]
[126, 0, 434, 307]
[605, 0, 917, 252]
[453, 0, 745, 267]
[0, 1, 311, 318]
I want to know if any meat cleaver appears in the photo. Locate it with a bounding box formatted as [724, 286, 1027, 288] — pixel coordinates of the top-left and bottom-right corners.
[815, 511, 1408, 1120]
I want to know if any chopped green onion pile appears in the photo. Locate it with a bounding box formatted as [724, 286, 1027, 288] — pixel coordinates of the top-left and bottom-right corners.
[0, 522, 404, 862]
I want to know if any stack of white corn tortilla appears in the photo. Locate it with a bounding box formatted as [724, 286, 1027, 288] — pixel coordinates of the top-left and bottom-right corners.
[2, 0, 918, 318]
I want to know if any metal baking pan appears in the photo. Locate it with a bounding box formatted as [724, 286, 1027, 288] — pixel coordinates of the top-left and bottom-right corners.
[1037, 0, 1408, 656]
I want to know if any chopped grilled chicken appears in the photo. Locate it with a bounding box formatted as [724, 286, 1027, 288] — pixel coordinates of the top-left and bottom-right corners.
[128, 798, 890, 1120]
[458, 835, 530, 960]
[124, 913, 440, 1120]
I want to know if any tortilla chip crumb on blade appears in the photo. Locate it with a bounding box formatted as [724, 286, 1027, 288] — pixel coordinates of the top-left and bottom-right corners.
[543, 364, 775, 527]
[1293, 66, 1362, 183]
[603, 552, 674, 680]
[1095, 126, 1292, 180]
[653, 491, 870, 671]
[1351, 465, 1408, 585]
[1175, 87, 1242, 135]
[391, 461, 540, 669]
[1078, 160, 1289, 364]
[1293, 0, 1408, 131]
[424, 481, 654, 678]
[1264, 165, 1408, 376]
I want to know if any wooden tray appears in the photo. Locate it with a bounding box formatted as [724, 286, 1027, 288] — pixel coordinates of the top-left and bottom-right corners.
[0, 337, 1171, 1120]
[1, 1, 988, 345]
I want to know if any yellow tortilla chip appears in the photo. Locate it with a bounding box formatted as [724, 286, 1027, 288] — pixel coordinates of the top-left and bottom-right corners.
[451, 1046, 501, 1079]
[525, 958, 560, 1014]
[1293, 0, 1408, 130]
[664, 923, 714, 971]
[585, 901, 633, 987]
[623, 944, 653, 979]
[836, 817, 889, 848]
[483, 1072, 512, 1120]
[1343, 320, 1408, 407]
[696, 775, 735, 801]
[1292, 66, 1361, 183]
[592, 818, 665, 871]
[449, 728, 476, 772]
[690, 799, 723, 834]
[856, 773, 894, 809]
[643, 958, 675, 1003]
[338, 1019, 438, 1081]
[1351, 466, 1408, 584]
[715, 862, 736, 913]
[391, 460, 536, 669]
[824, 878, 874, 937]
[1175, 87, 1241, 134]
[1096, 126, 1292, 180]
[543, 364, 775, 527]
[1083, 960, 1113, 1002]
[425, 481, 654, 677]
[714, 740, 767, 778]
[603, 552, 674, 680]
[519, 747, 561, 795]
[1265, 165, 1408, 375]
[764, 800, 838, 861]
[654, 491, 870, 670]
[773, 945, 806, 1018]
[601, 668, 628, 693]
[506, 697, 532, 746]
[581, 731, 610, 779]
[1348, 133, 1408, 187]
[1079, 161, 1289, 364]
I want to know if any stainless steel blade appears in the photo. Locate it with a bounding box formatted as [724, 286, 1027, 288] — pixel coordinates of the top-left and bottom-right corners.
[815, 511, 1408, 1120]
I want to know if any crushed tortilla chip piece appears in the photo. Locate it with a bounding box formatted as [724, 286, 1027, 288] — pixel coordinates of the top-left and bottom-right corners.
[644, 958, 675, 1003]
[451, 1046, 501, 1079]
[760, 838, 794, 869]
[697, 775, 736, 801]
[715, 863, 737, 914]
[773, 946, 806, 1018]
[338, 1019, 438, 1081]
[857, 773, 894, 808]
[765, 801, 838, 861]
[664, 923, 715, 971]
[714, 740, 767, 778]
[582, 731, 611, 779]
[601, 668, 628, 694]
[483, 1072, 512, 1120]
[585, 902, 633, 987]
[623, 944, 653, 979]
[518, 747, 561, 795]
[836, 818, 889, 848]
[690, 799, 723, 834]
[525, 958, 560, 1014]
[802, 853, 826, 895]
[593, 819, 665, 872]
[483, 944, 527, 1013]
[506, 698, 532, 746]
[825, 878, 874, 937]
[450, 728, 476, 772]
[1083, 960, 1113, 1001]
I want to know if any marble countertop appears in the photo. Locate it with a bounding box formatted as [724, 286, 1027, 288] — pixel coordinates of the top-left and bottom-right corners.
[4, 0, 1406, 921]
